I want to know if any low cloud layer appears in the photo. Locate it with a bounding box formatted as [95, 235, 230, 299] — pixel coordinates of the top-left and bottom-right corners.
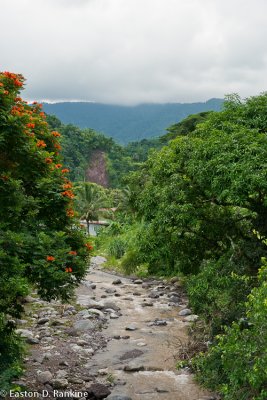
[1, 0, 267, 104]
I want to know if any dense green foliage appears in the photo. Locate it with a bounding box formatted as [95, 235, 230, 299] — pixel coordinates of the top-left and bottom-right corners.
[43, 99, 223, 144]
[0, 72, 90, 389]
[98, 92, 267, 398]
[46, 115, 162, 187]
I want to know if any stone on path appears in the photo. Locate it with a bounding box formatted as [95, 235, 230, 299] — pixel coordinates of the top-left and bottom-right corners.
[178, 308, 192, 316]
[125, 325, 137, 331]
[112, 279, 122, 285]
[87, 383, 111, 399]
[37, 371, 53, 384]
[74, 319, 94, 331]
[124, 362, 145, 372]
[184, 314, 199, 322]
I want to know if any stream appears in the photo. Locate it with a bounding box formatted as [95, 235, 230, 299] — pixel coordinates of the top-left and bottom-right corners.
[76, 256, 214, 400]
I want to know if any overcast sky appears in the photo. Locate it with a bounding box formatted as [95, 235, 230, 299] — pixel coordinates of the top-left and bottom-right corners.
[1, 0, 267, 104]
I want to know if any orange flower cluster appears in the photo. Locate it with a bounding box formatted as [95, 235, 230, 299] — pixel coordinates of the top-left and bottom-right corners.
[69, 251, 77, 256]
[0, 82, 3, 87]
[3, 72, 23, 87]
[65, 267, 73, 273]
[85, 243, 93, 251]
[46, 255, 55, 262]
[61, 190, 75, 199]
[63, 182, 72, 189]
[66, 208, 75, 217]
[11, 105, 24, 116]
[51, 131, 61, 137]
[27, 123, 35, 129]
[61, 168, 70, 174]
[54, 143, 61, 150]
[55, 163, 63, 169]
[45, 157, 53, 164]
[36, 140, 47, 148]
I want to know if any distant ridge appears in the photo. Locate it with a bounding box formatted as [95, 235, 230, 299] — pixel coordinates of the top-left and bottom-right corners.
[43, 99, 223, 144]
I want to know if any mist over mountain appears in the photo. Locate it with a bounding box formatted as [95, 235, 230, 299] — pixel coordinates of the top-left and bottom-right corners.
[42, 99, 223, 144]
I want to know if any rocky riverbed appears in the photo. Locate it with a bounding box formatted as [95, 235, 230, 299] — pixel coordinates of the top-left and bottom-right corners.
[11, 256, 217, 400]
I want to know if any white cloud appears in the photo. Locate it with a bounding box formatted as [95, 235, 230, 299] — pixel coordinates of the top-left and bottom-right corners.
[1, 0, 267, 104]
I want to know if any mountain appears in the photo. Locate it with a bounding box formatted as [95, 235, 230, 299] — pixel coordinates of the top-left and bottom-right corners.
[42, 99, 224, 144]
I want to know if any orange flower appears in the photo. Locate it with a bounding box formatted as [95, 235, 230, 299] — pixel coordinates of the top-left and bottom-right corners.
[3, 90, 9, 95]
[14, 79, 23, 87]
[54, 143, 61, 150]
[45, 157, 53, 164]
[61, 168, 70, 174]
[39, 112, 46, 118]
[15, 97, 22, 102]
[55, 163, 63, 169]
[85, 243, 93, 251]
[51, 131, 61, 137]
[36, 140, 47, 148]
[66, 209, 75, 217]
[46, 255, 55, 262]
[0, 175, 9, 181]
[26, 123, 35, 129]
[61, 190, 75, 199]
[69, 251, 77, 256]
[63, 182, 72, 189]
[0, 82, 4, 87]
[65, 267, 73, 273]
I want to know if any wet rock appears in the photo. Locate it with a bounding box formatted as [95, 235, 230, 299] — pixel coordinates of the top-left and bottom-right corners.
[178, 308, 192, 316]
[148, 292, 159, 299]
[105, 288, 117, 294]
[74, 320, 94, 331]
[125, 325, 137, 331]
[142, 301, 153, 307]
[133, 279, 143, 284]
[37, 371, 53, 384]
[86, 383, 111, 399]
[103, 302, 121, 312]
[124, 363, 145, 372]
[119, 349, 144, 361]
[112, 279, 122, 285]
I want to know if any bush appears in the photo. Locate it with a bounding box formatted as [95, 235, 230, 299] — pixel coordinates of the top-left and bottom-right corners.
[190, 259, 267, 400]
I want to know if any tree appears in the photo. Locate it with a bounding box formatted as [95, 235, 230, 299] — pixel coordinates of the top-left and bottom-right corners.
[0, 72, 91, 389]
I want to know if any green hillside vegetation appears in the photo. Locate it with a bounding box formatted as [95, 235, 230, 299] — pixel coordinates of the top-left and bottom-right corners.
[46, 115, 164, 187]
[95, 92, 267, 400]
[42, 99, 223, 144]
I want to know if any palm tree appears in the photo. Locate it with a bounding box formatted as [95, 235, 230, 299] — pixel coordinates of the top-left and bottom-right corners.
[76, 183, 108, 234]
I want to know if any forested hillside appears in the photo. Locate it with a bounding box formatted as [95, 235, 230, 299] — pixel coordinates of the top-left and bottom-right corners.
[42, 99, 223, 144]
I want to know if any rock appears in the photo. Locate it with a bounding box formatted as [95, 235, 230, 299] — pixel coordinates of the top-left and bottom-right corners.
[105, 288, 117, 294]
[24, 295, 38, 303]
[170, 277, 179, 284]
[69, 377, 84, 384]
[133, 279, 143, 284]
[16, 329, 33, 339]
[184, 314, 199, 322]
[88, 309, 105, 318]
[77, 297, 104, 309]
[87, 383, 111, 399]
[74, 320, 94, 331]
[77, 339, 89, 346]
[51, 378, 68, 389]
[59, 360, 69, 367]
[168, 296, 180, 304]
[125, 325, 137, 331]
[27, 337, 40, 344]
[103, 302, 121, 312]
[37, 371, 53, 384]
[98, 368, 109, 375]
[142, 301, 153, 307]
[112, 279, 122, 285]
[56, 370, 68, 379]
[113, 335, 121, 340]
[132, 292, 141, 296]
[121, 336, 130, 339]
[137, 342, 147, 347]
[148, 319, 167, 327]
[37, 317, 50, 325]
[178, 308, 192, 316]
[110, 313, 119, 319]
[124, 363, 145, 372]
[91, 256, 107, 265]
[50, 319, 66, 326]
[106, 396, 132, 400]
[148, 292, 159, 299]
